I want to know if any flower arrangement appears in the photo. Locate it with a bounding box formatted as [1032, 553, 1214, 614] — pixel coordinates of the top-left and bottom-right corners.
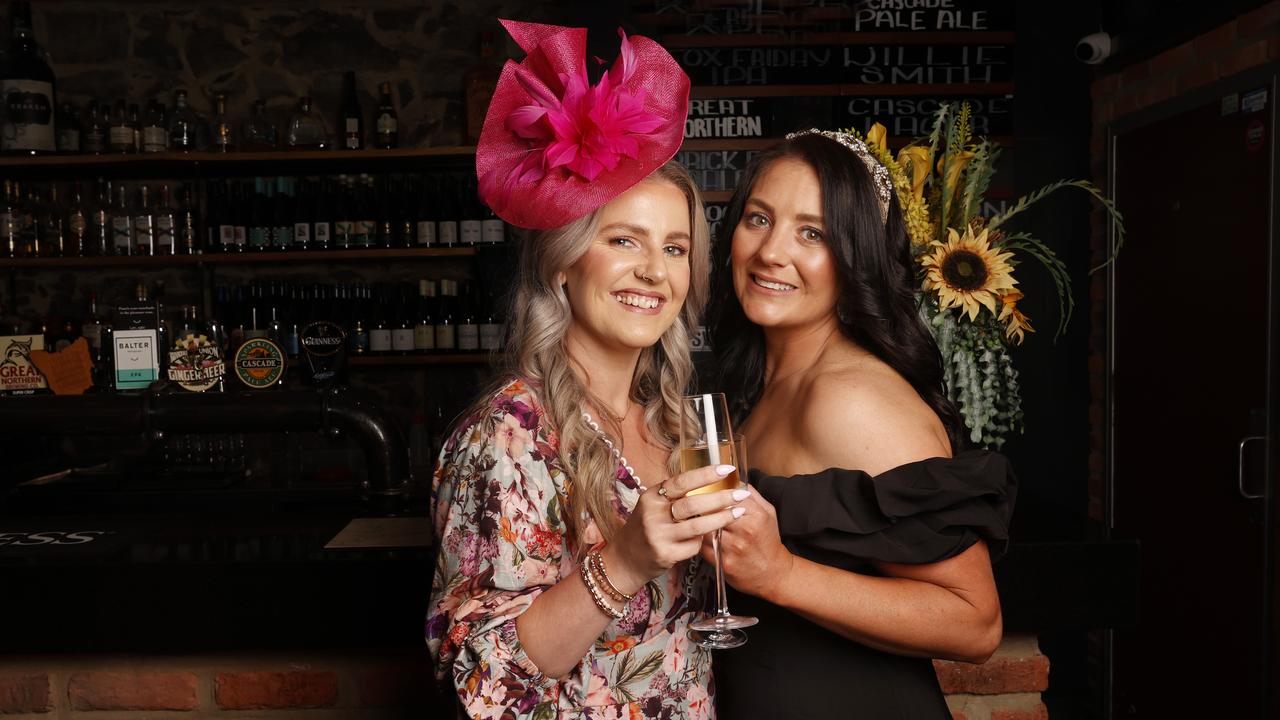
[855, 103, 1124, 448]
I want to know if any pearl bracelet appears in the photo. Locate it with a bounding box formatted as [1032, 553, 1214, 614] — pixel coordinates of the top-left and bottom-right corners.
[588, 550, 634, 604]
[580, 555, 624, 620]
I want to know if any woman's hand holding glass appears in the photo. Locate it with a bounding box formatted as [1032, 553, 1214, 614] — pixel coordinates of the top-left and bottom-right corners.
[601, 464, 747, 597]
[701, 487, 794, 601]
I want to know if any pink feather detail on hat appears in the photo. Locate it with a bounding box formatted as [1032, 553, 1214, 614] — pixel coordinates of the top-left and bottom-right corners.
[475, 20, 690, 230]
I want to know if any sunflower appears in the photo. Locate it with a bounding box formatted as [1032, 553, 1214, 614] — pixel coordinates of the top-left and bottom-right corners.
[921, 226, 1017, 321]
[997, 289, 1035, 344]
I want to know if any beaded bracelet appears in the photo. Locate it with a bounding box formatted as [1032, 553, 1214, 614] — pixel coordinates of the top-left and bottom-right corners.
[580, 557, 624, 620]
[588, 550, 634, 604]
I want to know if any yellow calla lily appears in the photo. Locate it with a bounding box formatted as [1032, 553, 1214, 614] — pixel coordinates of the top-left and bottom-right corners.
[865, 123, 888, 155]
[937, 149, 975, 216]
[897, 146, 932, 201]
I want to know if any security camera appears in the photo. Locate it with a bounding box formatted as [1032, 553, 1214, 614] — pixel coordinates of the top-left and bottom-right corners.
[1075, 32, 1115, 65]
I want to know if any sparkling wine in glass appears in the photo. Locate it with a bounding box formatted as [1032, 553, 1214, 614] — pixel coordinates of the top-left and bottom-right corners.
[680, 393, 758, 650]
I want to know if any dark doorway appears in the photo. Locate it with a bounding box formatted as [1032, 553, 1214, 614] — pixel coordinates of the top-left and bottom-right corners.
[1109, 67, 1276, 718]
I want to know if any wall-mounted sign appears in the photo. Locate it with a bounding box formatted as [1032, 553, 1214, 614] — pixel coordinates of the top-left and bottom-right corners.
[676, 43, 1014, 86]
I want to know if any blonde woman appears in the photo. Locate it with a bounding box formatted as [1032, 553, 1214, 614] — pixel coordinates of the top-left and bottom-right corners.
[427, 22, 744, 719]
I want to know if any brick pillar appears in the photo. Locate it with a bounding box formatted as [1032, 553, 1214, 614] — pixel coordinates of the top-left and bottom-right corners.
[936, 634, 1050, 720]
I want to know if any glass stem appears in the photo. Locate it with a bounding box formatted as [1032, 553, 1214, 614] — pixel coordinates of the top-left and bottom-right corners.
[712, 529, 730, 617]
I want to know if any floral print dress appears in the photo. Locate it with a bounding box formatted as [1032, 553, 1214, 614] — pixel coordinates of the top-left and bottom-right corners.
[427, 379, 714, 720]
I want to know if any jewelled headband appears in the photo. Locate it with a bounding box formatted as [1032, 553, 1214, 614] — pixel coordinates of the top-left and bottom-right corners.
[785, 128, 892, 224]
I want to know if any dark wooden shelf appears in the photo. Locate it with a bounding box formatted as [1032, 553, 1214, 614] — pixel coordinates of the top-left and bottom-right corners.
[349, 353, 490, 367]
[0, 246, 478, 269]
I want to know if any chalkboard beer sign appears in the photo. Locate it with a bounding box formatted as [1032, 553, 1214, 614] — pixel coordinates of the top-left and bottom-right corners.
[676, 43, 1013, 86]
[683, 95, 1013, 140]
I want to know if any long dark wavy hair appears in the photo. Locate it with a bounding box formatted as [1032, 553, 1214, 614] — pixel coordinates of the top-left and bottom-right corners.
[709, 133, 967, 452]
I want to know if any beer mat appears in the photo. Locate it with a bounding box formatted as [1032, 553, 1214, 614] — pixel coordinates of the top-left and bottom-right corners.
[324, 517, 433, 549]
[0, 527, 129, 560]
[28, 337, 93, 395]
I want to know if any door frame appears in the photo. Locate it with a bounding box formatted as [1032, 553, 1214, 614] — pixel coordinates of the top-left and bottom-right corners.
[1103, 60, 1280, 719]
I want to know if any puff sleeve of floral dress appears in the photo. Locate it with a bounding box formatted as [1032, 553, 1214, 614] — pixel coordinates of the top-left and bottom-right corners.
[426, 380, 714, 720]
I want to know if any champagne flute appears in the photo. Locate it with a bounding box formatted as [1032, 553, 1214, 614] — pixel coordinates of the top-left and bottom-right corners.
[679, 392, 758, 650]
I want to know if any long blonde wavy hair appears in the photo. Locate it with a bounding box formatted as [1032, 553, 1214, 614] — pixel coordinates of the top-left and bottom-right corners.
[471, 161, 710, 545]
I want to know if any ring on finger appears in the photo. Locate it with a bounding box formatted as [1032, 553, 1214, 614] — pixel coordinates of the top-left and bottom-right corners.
[657, 483, 669, 499]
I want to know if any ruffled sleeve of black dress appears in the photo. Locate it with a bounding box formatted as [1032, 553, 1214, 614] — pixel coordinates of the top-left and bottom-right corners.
[714, 451, 1018, 720]
[749, 449, 1016, 569]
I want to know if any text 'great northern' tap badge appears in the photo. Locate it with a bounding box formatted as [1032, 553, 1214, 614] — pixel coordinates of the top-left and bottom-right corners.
[233, 338, 285, 389]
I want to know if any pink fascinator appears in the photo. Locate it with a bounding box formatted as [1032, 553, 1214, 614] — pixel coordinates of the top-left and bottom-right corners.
[475, 20, 691, 230]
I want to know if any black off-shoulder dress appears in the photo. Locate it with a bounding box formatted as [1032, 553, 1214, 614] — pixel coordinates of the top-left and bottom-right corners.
[713, 450, 1017, 720]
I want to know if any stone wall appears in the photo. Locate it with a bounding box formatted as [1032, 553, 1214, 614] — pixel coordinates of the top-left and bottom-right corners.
[31, 0, 558, 148]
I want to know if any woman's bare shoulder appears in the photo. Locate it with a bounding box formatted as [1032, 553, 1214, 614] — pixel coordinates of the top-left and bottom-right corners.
[797, 357, 950, 475]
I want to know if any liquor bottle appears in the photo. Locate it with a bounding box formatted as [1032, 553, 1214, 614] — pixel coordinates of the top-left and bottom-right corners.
[355, 174, 375, 248]
[232, 180, 248, 250]
[460, 178, 482, 245]
[110, 183, 132, 256]
[435, 278, 457, 351]
[132, 184, 155, 256]
[65, 181, 87, 257]
[413, 279, 436, 353]
[457, 280, 480, 351]
[142, 99, 168, 153]
[339, 71, 363, 150]
[0, 180, 15, 257]
[154, 184, 176, 255]
[480, 287, 505, 351]
[481, 196, 506, 245]
[311, 178, 332, 250]
[56, 103, 81, 154]
[0, 1, 56, 155]
[212, 93, 235, 152]
[392, 284, 416, 355]
[248, 178, 270, 251]
[374, 81, 398, 149]
[241, 99, 276, 151]
[272, 177, 293, 250]
[368, 284, 392, 355]
[291, 178, 311, 250]
[333, 175, 353, 249]
[396, 176, 414, 249]
[209, 180, 234, 253]
[349, 284, 369, 355]
[87, 179, 110, 256]
[283, 284, 302, 358]
[126, 103, 143, 154]
[168, 89, 199, 151]
[13, 183, 36, 258]
[176, 185, 198, 255]
[437, 176, 459, 247]
[82, 101, 107, 154]
[464, 31, 500, 145]
[81, 291, 104, 364]
[375, 175, 393, 249]
[243, 283, 266, 340]
[415, 174, 436, 246]
[39, 184, 63, 258]
[108, 99, 135, 153]
[286, 96, 328, 150]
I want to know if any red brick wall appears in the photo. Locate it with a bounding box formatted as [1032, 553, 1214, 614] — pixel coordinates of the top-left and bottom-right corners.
[1087, 1, 1280, 523]
[0, 638, 1044, 719]
[939, 635, 1050, 720]
[0, 649, 438, 718]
